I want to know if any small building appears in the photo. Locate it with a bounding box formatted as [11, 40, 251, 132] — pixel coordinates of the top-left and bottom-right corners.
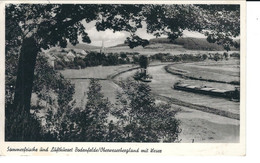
[67, 51, 75, 60]
[80, 50, 88, 56]
[64, 56, 70, 62]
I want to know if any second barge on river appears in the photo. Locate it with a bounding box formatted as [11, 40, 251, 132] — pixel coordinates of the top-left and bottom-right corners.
[173, 83, 240, 101]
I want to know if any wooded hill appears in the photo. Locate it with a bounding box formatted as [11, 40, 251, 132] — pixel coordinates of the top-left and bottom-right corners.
[114, 37, 240, 51]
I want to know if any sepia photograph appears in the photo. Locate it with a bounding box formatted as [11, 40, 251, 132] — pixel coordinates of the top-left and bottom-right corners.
[0, 1, 246, 156]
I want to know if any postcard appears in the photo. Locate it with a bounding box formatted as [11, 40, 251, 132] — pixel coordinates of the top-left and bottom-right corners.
[0, 0, 246, 156]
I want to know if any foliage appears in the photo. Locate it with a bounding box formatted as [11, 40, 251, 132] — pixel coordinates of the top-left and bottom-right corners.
[202, 54, 208, 60]
[120, 52, 127, 59]
[5, 48, 19, 104]
[106, 53, 119, 65]
[5, 49, 74, 107]
[5, 104, 44, 141]
[150, 52, 239, 63]
[139, 55, 149, 69]
[6, 4, 240, 53]
[149, 37, 240, 51]
[223, 52, 229, 60]
[68, 79, 111, 141]
[213, 53, 224, 62]
[74, 57, 86, 69]
[132, 55, 139, 64]
[39, 101, 76, 141]
[52, 51, 138, 69]
[125, 35, 149, 49]
[33, 54, 75, 107]
[150, 53, 171, 61]
[54, 60, 66, 70]
[83, 51, 106, 66]
[230, 52, 240, 58]
[5, 51, 75, 141]
[32, 55, 75, 141]
[112, 80, 181, 142]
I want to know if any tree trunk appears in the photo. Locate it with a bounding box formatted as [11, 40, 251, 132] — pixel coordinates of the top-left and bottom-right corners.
[144, 68, 147, 77]
[13, 37, 39, 113]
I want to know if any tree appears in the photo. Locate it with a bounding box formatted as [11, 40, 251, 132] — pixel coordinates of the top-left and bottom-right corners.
[107, 53, 119, 65]
[223, 52, 229, 60]
[120, 52, 127, 59]
[74, 57, 86, 68]
[6, 4, 99, 114]
[112, 80, 181, 142]
[5, 52, 75, 141]
[70, 79, 111, 141]
[139, 55, 149, 76]
[196, 5, 240, 51]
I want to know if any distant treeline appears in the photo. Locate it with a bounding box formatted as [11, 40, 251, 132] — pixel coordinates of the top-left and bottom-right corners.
[150, 52, 240, 62]
[54, 51, 240, 70]
[55, 51, 140, 70]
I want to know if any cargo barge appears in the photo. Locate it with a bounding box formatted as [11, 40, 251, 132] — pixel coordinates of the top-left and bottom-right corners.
[173, 83, 240, 101]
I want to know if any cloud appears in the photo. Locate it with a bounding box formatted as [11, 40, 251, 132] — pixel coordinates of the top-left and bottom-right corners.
[87, 27, 127, 41]
[82, 21, 128, 47]
[135, 27, 155, 40]
[82, 20, 207, 47]
[182, 30, 206, 38]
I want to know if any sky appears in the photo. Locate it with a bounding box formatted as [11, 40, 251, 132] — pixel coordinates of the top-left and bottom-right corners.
[82, 20, 206, 47]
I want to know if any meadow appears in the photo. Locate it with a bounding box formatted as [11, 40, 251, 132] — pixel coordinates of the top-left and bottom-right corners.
[168, 58, 240, 85]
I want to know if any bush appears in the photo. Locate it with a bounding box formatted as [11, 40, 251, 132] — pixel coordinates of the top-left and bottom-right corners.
[132, 55, 139, 63]
[54, 60, 66, 70]
[113, 80, 181, 142]
[230, 52, 240, 58]
[202, 54, 208, 60]
[5, 104, 43, 141]
[223, 52, 229, 60]
[213, 53, 223, 61]
[107, 53, 119, 65]
[151, 53, 170, 61]
[55, 64, 64, 70]
[171, 55, 181, 62]
[120, 52, 127, 59]
[74, 57, 86, 68]
[5, 53, 76, 141]
[84, 51, 106, 66]
[68, 79, 111, 141]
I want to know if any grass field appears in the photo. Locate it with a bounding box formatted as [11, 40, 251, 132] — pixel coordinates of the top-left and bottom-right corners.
[60, 65, 135, 107]
[168, 58, 240, 85]
[60, 64, 135, 79]
[65, 79, 119, 108]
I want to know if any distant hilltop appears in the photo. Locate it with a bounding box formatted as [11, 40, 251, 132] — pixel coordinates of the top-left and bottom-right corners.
[66, 42, 100, 50]
[113, 37, 240, 51]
